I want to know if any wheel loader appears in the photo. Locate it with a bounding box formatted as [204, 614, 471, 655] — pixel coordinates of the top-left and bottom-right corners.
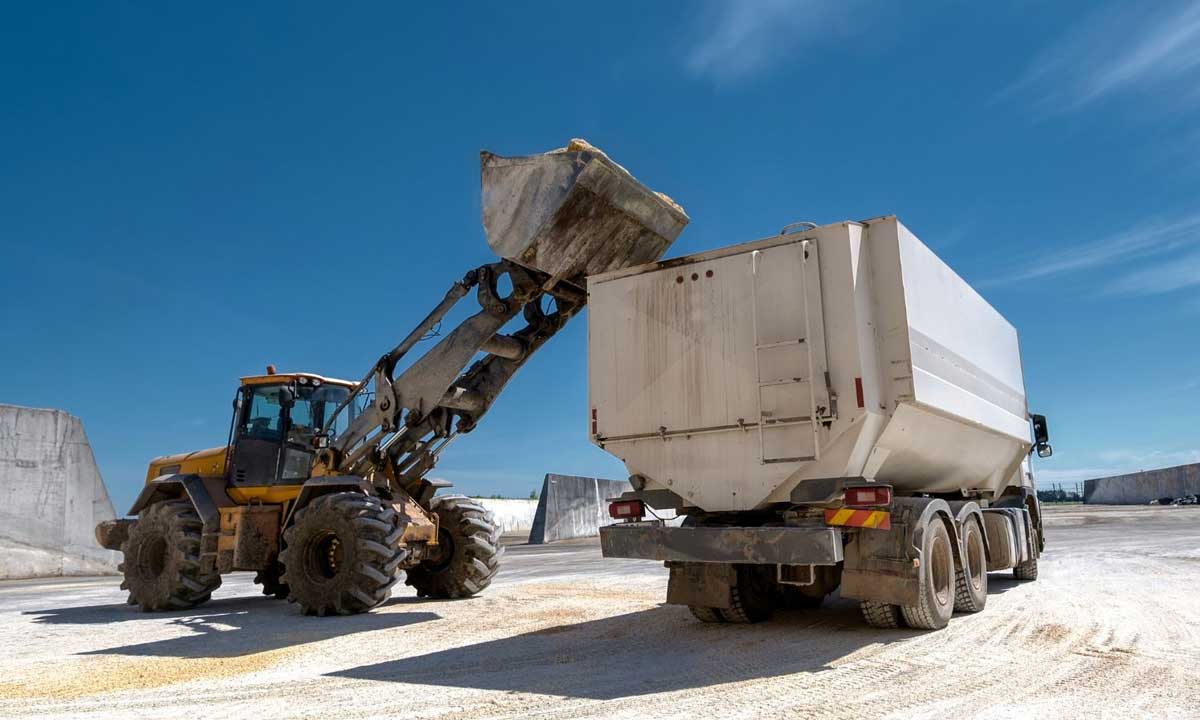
[95, 140, 688, 615]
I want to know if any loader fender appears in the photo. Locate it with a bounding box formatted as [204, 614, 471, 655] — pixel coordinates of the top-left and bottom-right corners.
[841, 497, 959, 607]
[945, 500, 990, 564]
[128, 474, 220, 531]
[284, 476, 374, 528]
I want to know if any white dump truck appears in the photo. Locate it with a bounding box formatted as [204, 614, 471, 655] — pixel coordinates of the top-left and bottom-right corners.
[592, 216, 1053, 629]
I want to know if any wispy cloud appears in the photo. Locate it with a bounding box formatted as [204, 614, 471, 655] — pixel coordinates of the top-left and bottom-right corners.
[1107, 248, 1200, 295]
[1003, 2, 1200, 113]
[1038, 448, 1200, 487]
[1097, 448, 1200, 469]
[683, 0, 866, 83]
[991, 212, 1200, 285]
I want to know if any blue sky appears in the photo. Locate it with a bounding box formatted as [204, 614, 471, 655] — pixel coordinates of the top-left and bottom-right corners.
[3, 1, 1198, 512]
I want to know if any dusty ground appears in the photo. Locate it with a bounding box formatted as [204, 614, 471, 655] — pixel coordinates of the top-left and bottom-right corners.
[1, 505, 1198, 719]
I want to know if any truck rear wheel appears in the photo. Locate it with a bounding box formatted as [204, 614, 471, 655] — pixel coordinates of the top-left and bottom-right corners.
[899, 518, 955, 630]
[120, 499, 221, 611]
[860, 600, 902, 628]
[688, 606, 726, 623]
[953, 518, 988, 613]
[1013, 555, 1038, 581]
[721, 565, 773, 624]
[405, 495, 502, 599]
[280, 492, 407, 616]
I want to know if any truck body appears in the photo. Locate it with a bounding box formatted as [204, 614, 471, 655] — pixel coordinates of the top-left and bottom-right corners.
[592, 216, 1051, 628]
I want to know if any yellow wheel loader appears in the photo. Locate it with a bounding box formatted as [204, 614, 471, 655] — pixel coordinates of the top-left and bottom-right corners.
[95, 140, 687, 615]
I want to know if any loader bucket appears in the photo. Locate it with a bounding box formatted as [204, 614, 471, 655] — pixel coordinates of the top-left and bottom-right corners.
[480, 139, 688, 288]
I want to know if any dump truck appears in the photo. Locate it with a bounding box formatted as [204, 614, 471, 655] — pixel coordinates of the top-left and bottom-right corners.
[95, 140, 687, 615]
[593, 216, 1052, 629]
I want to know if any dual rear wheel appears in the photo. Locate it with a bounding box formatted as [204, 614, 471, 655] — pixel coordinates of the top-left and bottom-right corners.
[861, 516, 990, 630]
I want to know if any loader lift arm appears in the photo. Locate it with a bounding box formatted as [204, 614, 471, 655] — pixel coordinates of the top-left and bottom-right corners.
[312, 259, 584, 502]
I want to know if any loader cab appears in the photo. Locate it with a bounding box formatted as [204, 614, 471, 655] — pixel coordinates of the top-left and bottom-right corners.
[227, 372, 358, 487]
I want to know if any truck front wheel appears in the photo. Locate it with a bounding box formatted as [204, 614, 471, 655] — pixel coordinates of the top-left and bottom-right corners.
[120, 499, 221, 611]
[1013, 555, 1038, 581]
[280, 492, 407, 616]
[899, 518, 955, 630]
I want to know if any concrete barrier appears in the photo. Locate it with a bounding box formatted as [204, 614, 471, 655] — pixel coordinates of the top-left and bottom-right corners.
[528, 474, 634, 544]
[474, 498, 537, 536]
[0, 404, 120, 578]
[1084, 463, 1200, 504]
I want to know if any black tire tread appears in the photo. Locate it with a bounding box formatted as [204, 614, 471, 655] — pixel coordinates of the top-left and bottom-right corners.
[1013, 555, 1038, 581]
[405, 494, 502, 599]
[954, 519, 987, 613]
[860, 600, 902, 628]
[688, 606, 726, 623]
[280, 492, 407, 616]
[120, 499, 221, 612]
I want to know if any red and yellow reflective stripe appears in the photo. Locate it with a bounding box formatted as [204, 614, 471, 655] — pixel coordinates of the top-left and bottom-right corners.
[824, 508, 891, 530]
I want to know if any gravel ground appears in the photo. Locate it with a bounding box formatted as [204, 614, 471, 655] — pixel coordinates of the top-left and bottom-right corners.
[1, 505, 1198, 719]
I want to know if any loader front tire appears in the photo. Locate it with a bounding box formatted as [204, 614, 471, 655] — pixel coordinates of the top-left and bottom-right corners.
[280, 492, 407, 616]
[405, 495, 502, 599]
[120, 499, 221, 611]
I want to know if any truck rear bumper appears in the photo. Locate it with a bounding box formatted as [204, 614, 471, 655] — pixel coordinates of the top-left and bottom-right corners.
[600, 523, 844, 565]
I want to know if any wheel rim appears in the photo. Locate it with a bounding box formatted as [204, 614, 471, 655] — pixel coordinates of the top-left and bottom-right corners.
[424, 528, 455, 573]
[930, 534, 952, 606]
[135, 535, 168, 580]
[304, 531, 344, 581]
[967, 527, 984, 592]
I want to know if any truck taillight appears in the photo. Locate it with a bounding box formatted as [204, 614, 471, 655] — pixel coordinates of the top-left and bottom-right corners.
[844, 485, 892, 508]
[608, 499, 644, 520]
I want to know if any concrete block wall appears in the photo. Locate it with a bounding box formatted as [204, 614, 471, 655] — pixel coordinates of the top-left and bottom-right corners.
[528, 474, 633, 544]
[474, 498, 537, 536]
[1083, 463, 1200, 504]
[0, 404, 120, 579]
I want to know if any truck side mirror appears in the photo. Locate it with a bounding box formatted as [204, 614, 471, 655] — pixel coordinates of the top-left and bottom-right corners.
[278, 386, 295, 409]
[1037, 443, 1053, 458]
[1031, 414, 1049, 445]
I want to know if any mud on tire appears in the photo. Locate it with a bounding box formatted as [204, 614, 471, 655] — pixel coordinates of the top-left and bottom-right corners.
[280, 492, 407, 616]
[405, 495, 502, 599]
[120, 499, 221, 611]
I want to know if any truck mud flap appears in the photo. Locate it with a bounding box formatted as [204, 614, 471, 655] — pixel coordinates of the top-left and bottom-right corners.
[599, 524, 843, 565]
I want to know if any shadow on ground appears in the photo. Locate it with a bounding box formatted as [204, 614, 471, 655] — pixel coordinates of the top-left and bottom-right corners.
[24, 595, 439, 658]
[330, 596, 923, 699]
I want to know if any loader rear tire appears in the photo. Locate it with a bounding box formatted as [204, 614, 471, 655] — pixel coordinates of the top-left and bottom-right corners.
[900, 519, 955, 630]
[953, 518, 988, 613]
[254, 561, 289, 599]
[280, 492, 407, 616]
[120, 500, 221, 612]
[405, 495, 502, 599]
[1013, 555, 1038, 581]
